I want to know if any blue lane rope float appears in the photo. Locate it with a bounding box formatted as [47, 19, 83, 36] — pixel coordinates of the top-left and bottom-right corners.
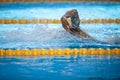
[0, 48, 120, 56]
[0, 18, 120, 24]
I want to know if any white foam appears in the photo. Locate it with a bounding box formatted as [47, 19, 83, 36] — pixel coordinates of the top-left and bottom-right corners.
[2, 24, 120, 45]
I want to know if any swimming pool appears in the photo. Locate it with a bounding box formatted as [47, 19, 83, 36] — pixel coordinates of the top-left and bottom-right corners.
[0, 2, 120, 49]
[0, 2, 120, 80]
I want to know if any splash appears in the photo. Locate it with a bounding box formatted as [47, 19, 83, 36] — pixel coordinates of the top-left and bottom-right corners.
[3, 24, 120, 44]
[105, 34, 120, 44]
[4, 24, 77, 42]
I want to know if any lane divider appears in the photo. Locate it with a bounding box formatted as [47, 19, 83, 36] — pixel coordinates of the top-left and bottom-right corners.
[0, 48, 120, 56]
[0, 0, 120, 2]
[0, 18, 120, 24]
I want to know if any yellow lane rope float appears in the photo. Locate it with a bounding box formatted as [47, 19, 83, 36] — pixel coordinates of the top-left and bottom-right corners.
[0, 18, 120, 24]
[0, 48, 120, 56]
[0, 0, 120, 2]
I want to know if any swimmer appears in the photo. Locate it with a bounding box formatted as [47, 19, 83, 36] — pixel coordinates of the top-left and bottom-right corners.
[61, 9, 120, 44]
[61, 9, 92, 38]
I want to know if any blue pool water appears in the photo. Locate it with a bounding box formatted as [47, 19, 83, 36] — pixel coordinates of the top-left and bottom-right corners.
[0, 2, 120, 80]
[0, 56, 120, 80]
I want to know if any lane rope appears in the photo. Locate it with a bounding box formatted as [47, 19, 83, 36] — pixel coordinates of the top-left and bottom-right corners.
[0, 18, 120, 24]
[0, 0, 120, 2]
[0, 48, 120, 56]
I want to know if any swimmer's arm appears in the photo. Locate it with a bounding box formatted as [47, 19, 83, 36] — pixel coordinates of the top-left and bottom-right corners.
[61, 16, 71, 32]
[61, 10, 76, 32]
[63, 9, 77, 18]
[78, 30, 93, 38]
[61, 9, 93, 38]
